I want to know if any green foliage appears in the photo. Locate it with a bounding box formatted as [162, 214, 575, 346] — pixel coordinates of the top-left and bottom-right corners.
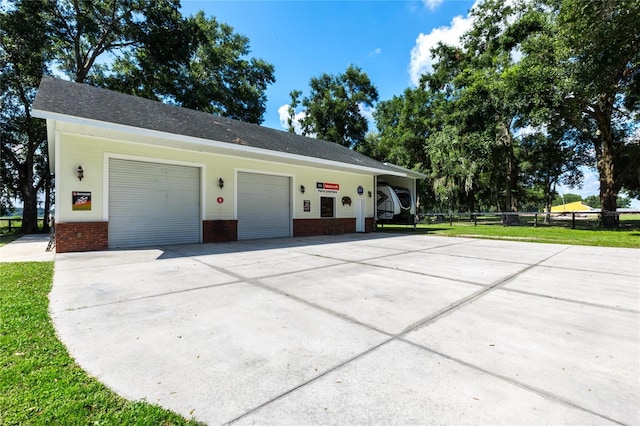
[361, 87, 439, 209]
[368, 0, 638, 222]
[552, 193, 582, 206]
[583, 194, 632, 209]
[100, 10, 275, 123]
[0, 262, 202, 425]
[287, 65, 378, 148]
[1, 0, 276, 230]
[555, 0, 640, 222]
[0, 0, 53, 232]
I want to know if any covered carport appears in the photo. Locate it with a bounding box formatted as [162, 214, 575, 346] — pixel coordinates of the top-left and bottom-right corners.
[376, 163, 426, 226]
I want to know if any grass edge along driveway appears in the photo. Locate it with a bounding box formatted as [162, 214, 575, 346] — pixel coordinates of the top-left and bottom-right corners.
[0, 261, 203, 425]
[380, 223, 640, 248]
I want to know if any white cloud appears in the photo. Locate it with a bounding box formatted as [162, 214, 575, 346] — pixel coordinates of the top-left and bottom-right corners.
[278, 104, 305, 134]
[368, 47, 382, 58]
[278, 104, 317, 137]
[358, 102, 376, 123]
[408, 12, 476, 85]
[423, 0, 444, 11]
[279, 103, 375, 136]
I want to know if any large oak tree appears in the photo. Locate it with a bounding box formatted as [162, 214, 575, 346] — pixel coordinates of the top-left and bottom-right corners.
[1, 0, 275, 231]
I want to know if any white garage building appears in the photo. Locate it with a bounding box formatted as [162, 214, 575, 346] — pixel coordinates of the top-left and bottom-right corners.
[33, 77, 422, 253]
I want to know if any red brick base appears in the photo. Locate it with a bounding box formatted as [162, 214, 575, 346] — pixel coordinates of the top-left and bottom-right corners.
[55, 222, 108, 253]
[365, 217, 375, 233]
[202, 220, 238, 243]
[293, 218, 361, 237]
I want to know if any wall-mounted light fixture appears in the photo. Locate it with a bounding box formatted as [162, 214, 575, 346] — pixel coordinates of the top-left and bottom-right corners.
[300, 185, 305, 193]
[218, 177, 224, 189]
[368, 191, 372, 198]
[76, 165, 84, 181]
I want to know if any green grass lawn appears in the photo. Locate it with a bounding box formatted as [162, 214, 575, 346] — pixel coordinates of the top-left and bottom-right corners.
[379, 223, 640, 248]
[0, 262, 203, 425]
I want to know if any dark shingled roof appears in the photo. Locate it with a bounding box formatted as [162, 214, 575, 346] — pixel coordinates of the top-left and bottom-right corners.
[33, 76, 395, 173]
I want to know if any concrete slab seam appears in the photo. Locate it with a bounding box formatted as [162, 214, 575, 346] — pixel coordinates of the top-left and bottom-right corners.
[160, 247, 396, 335]
[224, 335, 398, 425]
[497, 287, 640, 314]
[48, 279, 246, 314]
[225, 246, 578, 424]
[418, 251, 535, 267]
[396, 245, 574, 335]
[51, 250, 348, 313]
[534, 263, 640, 278]
[399, 340, 627, 426]
[298, 239, 475, 264]
[288, 250, 489, 289]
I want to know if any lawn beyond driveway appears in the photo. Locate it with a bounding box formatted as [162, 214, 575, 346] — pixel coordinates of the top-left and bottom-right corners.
[50, 233, 640, 425]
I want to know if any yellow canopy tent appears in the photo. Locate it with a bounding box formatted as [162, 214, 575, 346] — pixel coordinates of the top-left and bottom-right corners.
[550, 201, 593, 212]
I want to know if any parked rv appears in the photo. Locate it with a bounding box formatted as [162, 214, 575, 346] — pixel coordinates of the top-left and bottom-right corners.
[376, 183, 416, 225]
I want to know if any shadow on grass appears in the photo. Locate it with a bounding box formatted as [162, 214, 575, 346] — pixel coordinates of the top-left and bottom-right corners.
[0, 230, 24, 247]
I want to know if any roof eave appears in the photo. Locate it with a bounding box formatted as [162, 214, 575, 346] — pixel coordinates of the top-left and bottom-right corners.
[382, 162, 427, 179]
[32, 109, 405, 177]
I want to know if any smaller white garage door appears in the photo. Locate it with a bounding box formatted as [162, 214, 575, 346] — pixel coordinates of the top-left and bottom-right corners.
[109, 159, 201, 248]
[237, 172, 291, 240]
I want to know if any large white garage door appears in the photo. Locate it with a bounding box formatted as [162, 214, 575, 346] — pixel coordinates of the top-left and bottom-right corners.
[109, 159, 200, 248]
[237, 172, 291, 240]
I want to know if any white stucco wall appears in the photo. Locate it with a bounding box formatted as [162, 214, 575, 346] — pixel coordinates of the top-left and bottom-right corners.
[53, 122, 376, 224]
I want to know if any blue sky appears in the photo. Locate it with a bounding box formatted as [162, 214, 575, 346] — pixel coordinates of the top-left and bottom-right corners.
[179, 0, 638, 206]
[179, 0, 475, 130]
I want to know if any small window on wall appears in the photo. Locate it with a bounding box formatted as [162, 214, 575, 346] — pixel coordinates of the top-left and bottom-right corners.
[320, 196, 335, 218]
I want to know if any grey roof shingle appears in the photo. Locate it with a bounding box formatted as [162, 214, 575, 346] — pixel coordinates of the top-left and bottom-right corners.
[32, 76, 394, 173]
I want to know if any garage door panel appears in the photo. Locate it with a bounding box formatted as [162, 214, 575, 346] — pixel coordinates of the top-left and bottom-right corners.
[109, 159, 200, 248]
[238, 172, 290, 240]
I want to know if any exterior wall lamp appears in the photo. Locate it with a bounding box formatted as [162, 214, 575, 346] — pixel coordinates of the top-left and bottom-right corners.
[76, 165, 84, 181]
[218, 177, 224, 189]
[300, 185, 305, 193]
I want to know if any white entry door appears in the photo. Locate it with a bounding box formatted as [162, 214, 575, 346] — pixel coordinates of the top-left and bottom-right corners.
[355, 198, 365, 232]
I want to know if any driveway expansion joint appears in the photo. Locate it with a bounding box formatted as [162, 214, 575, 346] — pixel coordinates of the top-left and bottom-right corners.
[227, 244, 586, 424]
[400, 341, 628, 426]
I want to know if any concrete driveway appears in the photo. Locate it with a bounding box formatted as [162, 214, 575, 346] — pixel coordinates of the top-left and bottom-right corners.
[50, 233, 639, 425]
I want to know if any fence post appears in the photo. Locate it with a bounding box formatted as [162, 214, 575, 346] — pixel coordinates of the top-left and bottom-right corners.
[474, 214, 477, 226]
[572, 212, 576, 229]
[449, 214, 453, 227]
[534, 214, 538, 228]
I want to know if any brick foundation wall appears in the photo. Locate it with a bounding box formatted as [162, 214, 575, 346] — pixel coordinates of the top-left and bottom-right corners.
[203, 220, 238, 243]
[56, 222, 108, 253]
[365, 217, 375, 233]
[293, 218, 358, 237]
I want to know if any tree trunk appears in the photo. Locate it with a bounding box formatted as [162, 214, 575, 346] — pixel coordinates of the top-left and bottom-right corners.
[544, 178, 554, 225]
[593, 104, 618, 228]
[20, 132, 40, 233]
[21, 185, 39, 233]
[42, 176, 52, 233]
[500, 123, 519, 225]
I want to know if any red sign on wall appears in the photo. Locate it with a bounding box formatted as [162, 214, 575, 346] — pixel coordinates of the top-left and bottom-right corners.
[323, 183, 340, 190]
[316, 182, 340, 193]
